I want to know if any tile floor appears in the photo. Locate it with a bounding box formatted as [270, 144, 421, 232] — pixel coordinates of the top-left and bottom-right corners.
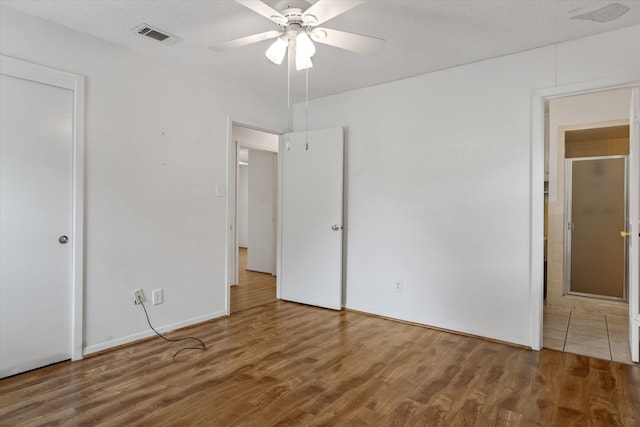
[543, 306, 634, 364]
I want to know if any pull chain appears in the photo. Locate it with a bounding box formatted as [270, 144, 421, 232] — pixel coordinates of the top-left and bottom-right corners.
[287, 42, 291, 110]
[305, 68, 309, 150]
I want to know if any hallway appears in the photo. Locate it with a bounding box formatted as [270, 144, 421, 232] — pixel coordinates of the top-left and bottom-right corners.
[230, 247, 277, 314]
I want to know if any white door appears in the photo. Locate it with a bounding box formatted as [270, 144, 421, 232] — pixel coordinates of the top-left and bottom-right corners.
[247, 149, 277, 274]
[629, 87, 639, 363]
[0, 72, 73, 377]
[280, 127, 343, 310]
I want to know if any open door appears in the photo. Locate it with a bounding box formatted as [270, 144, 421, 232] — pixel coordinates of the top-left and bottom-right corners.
[280, 127, 343, 310]
[629, 88, 639, 363]
[247, 149, 277, 274]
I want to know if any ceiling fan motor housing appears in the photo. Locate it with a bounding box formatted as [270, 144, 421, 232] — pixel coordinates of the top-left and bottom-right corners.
[275, 0, 311, 14]
[275, 6, 318, 29]
[281, 7, 304, 23]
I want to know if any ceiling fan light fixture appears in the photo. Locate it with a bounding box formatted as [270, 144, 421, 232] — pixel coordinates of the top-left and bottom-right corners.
[296, 54, 313, 71]
[296, 31, 315, 57]
[295, 31, 315, 71]
[265, 36, 287, 64]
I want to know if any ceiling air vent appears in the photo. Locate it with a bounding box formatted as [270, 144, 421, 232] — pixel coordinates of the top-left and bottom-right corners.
[132, 24, 181, 45]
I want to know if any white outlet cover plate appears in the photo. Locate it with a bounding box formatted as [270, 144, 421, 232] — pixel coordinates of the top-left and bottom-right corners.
[152, 289, 163, 305]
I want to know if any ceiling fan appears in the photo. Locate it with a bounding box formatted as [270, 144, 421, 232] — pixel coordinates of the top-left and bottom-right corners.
[211, 0, 385, 71]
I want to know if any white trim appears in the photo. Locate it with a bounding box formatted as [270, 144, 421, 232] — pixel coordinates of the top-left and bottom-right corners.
[0, 55, 85, 361]
[83, 310, 227, 355]
[71, 68, 85, 362]
[347, 303, 530, 348]
[237, 136, 279, 153]
[530, 74, 640, 351]
[276, 136, 283, 300]
[530, 91, 545, 351]
[0, 55, 77, 90]
[534, 74, 640, 101]
[629, 88, 640, 363]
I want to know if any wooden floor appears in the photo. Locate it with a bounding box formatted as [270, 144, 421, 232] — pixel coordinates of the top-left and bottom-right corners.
[230, 247, 277, 314]
[1, 302, 639, 426]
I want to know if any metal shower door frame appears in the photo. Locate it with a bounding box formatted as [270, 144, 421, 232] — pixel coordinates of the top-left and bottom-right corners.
[564, 154, 629, 300]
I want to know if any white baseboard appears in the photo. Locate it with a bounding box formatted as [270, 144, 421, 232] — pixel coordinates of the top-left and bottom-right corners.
[83, 309, 227, 356]
[345, 303, 530, 348]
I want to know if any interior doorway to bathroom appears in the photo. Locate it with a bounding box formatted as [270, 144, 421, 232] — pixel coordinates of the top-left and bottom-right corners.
[542, 87, 637, 364]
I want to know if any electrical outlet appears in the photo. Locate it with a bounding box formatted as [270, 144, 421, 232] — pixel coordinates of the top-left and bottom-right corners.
[132, 288, 145, 304]
[394, 280, 403, 293]
[152, 288, 163, 305]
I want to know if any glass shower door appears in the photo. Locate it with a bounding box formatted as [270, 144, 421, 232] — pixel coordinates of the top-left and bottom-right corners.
[566, 156, 627, 299]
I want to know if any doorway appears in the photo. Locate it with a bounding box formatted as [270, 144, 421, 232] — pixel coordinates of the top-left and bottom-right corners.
[228, 124, 278, 313]
[540, 87, 637, 363]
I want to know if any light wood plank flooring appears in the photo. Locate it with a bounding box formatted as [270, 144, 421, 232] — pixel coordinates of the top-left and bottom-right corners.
[1, 301, 639, 426]
[230, 247, 277, 314]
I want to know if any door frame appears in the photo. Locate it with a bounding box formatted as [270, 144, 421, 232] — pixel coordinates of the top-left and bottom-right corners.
[225, 116, 283, 315]
[531, 74, 640, 350]
[0, 55, 85, 361]
[564, 155, 628, 300]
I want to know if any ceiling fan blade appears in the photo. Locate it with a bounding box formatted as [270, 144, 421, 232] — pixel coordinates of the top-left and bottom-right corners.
[235, 0, 287, 24]
[302, 0, 365, 26]
[210, 30, 283, 52]
[311, 28, 385, 55]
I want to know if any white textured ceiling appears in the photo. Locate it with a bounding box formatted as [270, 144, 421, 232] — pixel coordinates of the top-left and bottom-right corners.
[2, 0, 639, 102]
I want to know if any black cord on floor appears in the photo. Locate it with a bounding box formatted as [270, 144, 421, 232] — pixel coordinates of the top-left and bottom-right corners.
[138, 299, 205, 358]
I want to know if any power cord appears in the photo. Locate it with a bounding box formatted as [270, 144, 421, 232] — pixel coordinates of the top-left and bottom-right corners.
[137, 298, 205, 358]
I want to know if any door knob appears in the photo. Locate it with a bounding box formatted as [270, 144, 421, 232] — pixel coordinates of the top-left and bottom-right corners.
[620, 231, 630, 237]
[331, 224, 341, 231]
[58, 235, 69, 244]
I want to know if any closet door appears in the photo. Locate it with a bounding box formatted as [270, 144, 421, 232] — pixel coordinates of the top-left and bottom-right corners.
[0, 71, 73, 377]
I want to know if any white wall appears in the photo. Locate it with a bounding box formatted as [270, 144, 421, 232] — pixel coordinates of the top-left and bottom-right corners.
[0, 5, 287, 354]
[293, 25, 640, 347]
